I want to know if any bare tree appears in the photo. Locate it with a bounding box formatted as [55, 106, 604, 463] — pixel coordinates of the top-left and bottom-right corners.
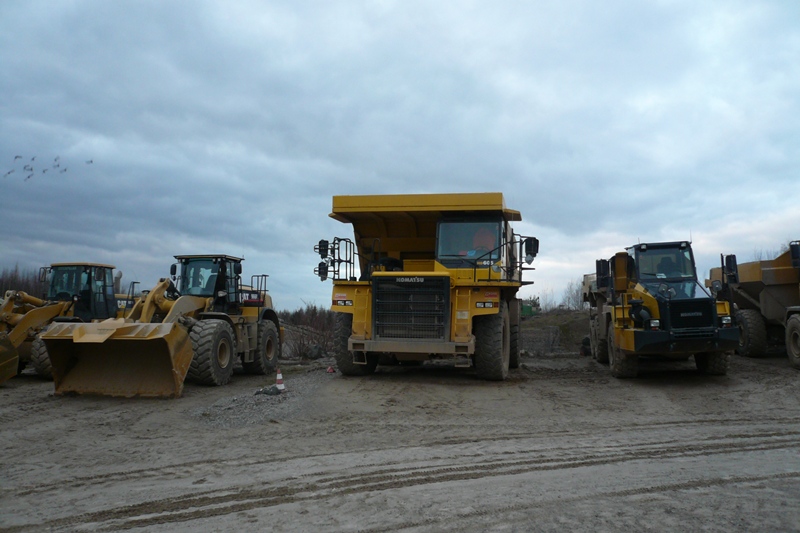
[537, 288, 557, 313]
[559, 277, 587, 310]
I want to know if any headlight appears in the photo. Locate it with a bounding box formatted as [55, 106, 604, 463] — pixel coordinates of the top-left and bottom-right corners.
[648, 319, 660, 331]
[721, 316, 732, 327]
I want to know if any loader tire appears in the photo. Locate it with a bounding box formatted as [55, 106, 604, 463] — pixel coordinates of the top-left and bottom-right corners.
[30, 337, 53, 379]
[188, 320, 235, 386]
[592, 317, 609, 364]
[243, 321, 280, 375]
[608, 323, 637, 378]
[695, 352, 730, 375]
[333, 313, 377, 376]
[786, 315, 800, 370]
[474, 302, 510, 381]
[509, 322, 521, 369]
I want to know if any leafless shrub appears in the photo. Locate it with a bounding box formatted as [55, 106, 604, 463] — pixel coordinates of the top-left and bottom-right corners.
[0, 264, 45, 298]
[278, 302, 336, 359]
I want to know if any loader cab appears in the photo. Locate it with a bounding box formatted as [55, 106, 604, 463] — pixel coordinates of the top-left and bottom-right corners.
[46, 263, 118, 321]
[175, 255, 242, 314]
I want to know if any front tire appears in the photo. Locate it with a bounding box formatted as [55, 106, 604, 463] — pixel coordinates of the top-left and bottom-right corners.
[242, 321, 280, 375]
[608, 323, 637, 378]
[786, 315, 800, 370]
[31, 337, 53, 379]
[187, 320, 235, 386]
[474, 302, 510, 381]
[695, 352, 730, 375]
[592, 316, 609, 364]
[736, 309, 767, 357]
[333, 313, 377, 376]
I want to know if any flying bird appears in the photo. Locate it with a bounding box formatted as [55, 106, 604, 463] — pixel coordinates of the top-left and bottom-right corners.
[53, 163, 60, 168]
[14, 155, 21, 160]
[85, 160, 93, 164]
[25, 173, 34, 181]
[31, 156, 36, 161]
[54, 155, 60, 162]
[3, 170, 13, 177]
[23, 164, 33, 171]
[42, 168, 48, 174]
[60, 167, 67, 173]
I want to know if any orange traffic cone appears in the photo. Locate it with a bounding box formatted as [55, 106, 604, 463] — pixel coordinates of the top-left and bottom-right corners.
[276, 368, 285, 392]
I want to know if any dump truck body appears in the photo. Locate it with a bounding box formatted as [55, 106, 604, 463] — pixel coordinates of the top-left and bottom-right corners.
[583, 241, 738, 378]
[0, 263, 122, 384]
[315, 192, 538, 380]
[41, 255, 283, 398]
[707, 241, 800, 368]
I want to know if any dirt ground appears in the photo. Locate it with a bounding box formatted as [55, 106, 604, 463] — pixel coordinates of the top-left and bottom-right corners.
[2, 323, 800, 532]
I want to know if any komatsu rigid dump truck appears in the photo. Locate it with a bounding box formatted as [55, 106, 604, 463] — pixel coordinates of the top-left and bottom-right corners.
[0, 262, 123, 384]
[314, 192, 539, 381]
[41, 255, 282, 398]
[582, 241, 738, 378]
[707, 240, 800, 369]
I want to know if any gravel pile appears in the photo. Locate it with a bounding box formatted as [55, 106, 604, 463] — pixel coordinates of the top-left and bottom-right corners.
[187, 362, 335, 429]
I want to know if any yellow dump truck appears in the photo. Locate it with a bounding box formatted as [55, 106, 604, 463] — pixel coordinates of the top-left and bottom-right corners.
[582, 241, 738, 378]
[314, 192, 539, 380]
[0, 263, 123, 384]
[707, 241, 800, 368]
[41, 255, 282, 398]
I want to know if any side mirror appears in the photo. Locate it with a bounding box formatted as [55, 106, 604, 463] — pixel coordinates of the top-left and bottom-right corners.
[170, 264, 177, 277]
[234, 263, 242, 275]
[596, 259, 610, 288]
[724, 254, 739, 284]
[524, 237, 539, 264]
[315, 239, 330, 259]
[711, 279, 723, 294]
[316, 262, 328, 281]
[39, 266, 49, 283]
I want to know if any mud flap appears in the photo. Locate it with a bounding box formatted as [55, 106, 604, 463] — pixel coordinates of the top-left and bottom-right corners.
[42, 320, 194, 398]
[0, 335, 19, 385]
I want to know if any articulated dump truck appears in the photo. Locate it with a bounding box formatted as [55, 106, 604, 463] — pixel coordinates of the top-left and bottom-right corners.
[0, 263, 124, 385]
[706, 241, 800, 369]
[314, 192, 539, 381]
[41, 255, 283, 398]
[582, 241, 738, 378]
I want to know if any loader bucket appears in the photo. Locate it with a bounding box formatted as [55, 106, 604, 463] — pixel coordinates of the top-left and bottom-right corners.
[0, 336, 19, 385]
[41, 319, 194, 398]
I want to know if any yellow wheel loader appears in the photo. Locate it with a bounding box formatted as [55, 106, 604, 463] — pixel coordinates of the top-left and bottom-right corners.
[0, 263, 123, 385]
[41, 255, 283, 398]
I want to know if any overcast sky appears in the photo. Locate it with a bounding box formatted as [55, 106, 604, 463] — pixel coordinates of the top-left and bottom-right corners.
[1, 0, 798, 310]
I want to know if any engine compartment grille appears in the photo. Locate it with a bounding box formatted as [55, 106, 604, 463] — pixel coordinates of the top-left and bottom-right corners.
[373, 276, 450, 340]
[668, 299, 715, 329]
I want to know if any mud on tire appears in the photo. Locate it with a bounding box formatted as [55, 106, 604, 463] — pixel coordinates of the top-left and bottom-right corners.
[695, 352, 730, 375]
[786, 315, 800, 370]
[474, 302, 510, 381]
[608, 323, 637, 378]
[187, 320, 235, 386]
[334, 313, 377, 376]
[509, 322, 520, 369]
[736, 309, 767, 357]
[30, 336, 53, 379]
[242, 321, 280, 375]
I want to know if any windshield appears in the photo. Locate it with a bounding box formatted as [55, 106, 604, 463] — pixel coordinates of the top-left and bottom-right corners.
[641, 280, 711, 301]
[635, 246, 695, 280]
[179, 259, 219, 296]
[437, 220, 501, 264]
[48, 266, 89, 299]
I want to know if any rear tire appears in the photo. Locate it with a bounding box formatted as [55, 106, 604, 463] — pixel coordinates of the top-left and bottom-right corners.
[188, 320, 235, 386]
[695, 352, 730, 375]
[608, 323, 637, 378]
[736, 309, 767, 357]
[242, 321, 279, 375]
[786, 315, 800, 370]
[31, 337, 53, 379]
[509, 322, 521, 369]
[333, 313, 377, 376]
[474, 302, 510, 381]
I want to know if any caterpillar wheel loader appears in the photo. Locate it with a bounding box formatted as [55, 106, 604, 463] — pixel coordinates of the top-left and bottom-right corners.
[707, 240, 800, 368]
[0, 263, 124, 385]
[41, 255, 283, 398]
[314, 192, 539, 381]
[582, 241, 738, 378]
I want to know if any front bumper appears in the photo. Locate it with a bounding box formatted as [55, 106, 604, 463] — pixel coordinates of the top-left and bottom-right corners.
[626, 327, 739, 355]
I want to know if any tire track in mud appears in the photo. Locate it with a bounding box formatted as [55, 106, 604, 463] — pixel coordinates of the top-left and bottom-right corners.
[5, 427, 800, 532]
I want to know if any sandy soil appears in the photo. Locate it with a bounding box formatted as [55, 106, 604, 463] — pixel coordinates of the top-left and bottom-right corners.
[2, 347, 799, 532]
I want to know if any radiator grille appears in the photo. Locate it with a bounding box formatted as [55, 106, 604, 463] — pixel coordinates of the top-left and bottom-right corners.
[373, 276, 449, 340]
[668, 299, 715, 329]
